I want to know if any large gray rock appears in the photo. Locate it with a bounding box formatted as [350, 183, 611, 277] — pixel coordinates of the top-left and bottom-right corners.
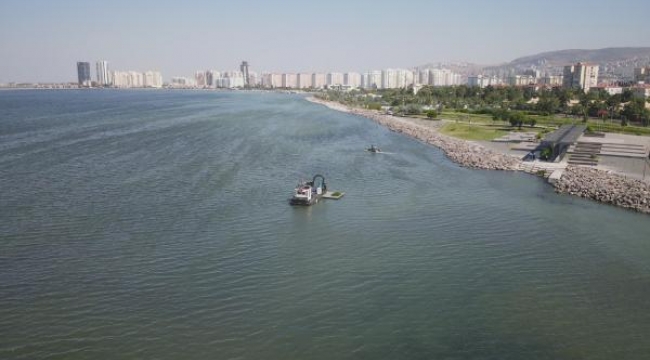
[554, 166, 650, 214]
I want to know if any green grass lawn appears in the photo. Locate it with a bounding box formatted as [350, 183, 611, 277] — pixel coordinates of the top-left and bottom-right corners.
[440, 112, 494, 124]
[440, 111, 573, 127]
[439, 123, 509, 141]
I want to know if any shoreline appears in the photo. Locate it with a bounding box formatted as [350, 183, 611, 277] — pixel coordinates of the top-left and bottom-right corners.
[306, 96, 522, 171]
[306, 96, 650, 214]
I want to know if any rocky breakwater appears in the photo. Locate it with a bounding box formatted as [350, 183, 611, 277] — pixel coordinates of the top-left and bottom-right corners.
[392, 121, 521, 171]
[554, 166, 650, 214]
[306, 97, 521, 171]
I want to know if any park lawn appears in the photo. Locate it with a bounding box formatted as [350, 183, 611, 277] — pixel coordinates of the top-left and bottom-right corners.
[591, 121, 650, 136]
[439, 123, 509, 141]
[441, 111, 493, 124]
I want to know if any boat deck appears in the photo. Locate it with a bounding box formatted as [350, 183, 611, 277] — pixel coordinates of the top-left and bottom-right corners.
[322, 191, 345, 200]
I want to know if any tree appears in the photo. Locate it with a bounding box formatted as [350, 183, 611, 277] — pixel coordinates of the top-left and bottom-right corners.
[405, 104, 421, 115]
[570, 103, 584, 118]
[426, 110, 438, 119]
[509, 111, 526, 129]
[507, 87, 524, 102]
[540, 147, 553, 161]
[578, 91, 595, 122]
[537, 93, 560, 114]
[621, 98, 650, 126]
[607, 94, 622, 109]
[597, 109, 609, 120]
[523, 87, 537, 101]
[621, 89, 634, 103]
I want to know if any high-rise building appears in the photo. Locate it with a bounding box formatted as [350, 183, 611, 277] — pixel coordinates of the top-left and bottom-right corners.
[170, 77, 196, 88]
[217, 71, 245, 88]
[327, 72, 344, 86]
[361, 71, 381, 89]
[311, 73, 326, 88]
[381, 69, 397, 89]
[297, 73, 312, 88]
[111, 70, 160, 88]
[468, 75, 500, 88]
[206, 70, 215, 87]
[394, 69, 414, 88]
[240, 61, 250, 87]
[96, 61, 110, 86]
[143, 71, 163, 88]
[507, 75, 536, 86]
[417, 69, 430, 85]
[129, 71, 144, 87]
[261, 73, 273, 88]
[427, 69, 463, 86]
[77, 62, 91, 87]
[634, 66, 650, 83]
[195, 71, 207, 87]
[282, 73, 297, 88]
[271, 73, 282, 88]
[344, 72, 361, 88]
[541, 75, 563, 87]
[563, 62, 599, 91]
[248, 71, 259, 87]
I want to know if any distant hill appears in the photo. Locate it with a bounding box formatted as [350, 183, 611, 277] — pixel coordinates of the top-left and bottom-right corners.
[508, 47, 650, 67]
[487, 47, 650, 78]
[416, 47, 650, 78]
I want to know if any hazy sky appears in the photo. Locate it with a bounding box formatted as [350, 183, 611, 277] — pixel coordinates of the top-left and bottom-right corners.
[1, 0, 649, 82]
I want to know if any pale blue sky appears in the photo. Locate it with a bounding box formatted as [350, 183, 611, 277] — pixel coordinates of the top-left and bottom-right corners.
[1, 0, 648, 82]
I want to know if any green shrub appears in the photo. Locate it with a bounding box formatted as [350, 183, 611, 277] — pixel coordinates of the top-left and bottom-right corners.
[367, 103, 382, 110]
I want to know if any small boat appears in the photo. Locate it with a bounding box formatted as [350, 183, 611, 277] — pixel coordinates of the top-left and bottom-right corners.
[367, 145, 382, 153]
[290, 174, 327, 206]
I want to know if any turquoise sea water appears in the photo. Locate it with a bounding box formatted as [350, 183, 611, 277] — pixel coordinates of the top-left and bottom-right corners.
[1, 89, 650, 359]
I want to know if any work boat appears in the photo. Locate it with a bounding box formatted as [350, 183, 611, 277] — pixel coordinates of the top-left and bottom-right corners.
[367, 145, 381, 153]
[290, 174, 326, 206]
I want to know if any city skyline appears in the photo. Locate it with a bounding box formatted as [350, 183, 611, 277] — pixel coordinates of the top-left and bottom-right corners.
[1, 0, 649, 83]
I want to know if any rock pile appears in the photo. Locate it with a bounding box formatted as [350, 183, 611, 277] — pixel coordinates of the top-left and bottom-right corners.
[554, 166, 650, 214]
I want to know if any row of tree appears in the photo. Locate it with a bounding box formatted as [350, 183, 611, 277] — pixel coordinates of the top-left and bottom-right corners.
[322, 85, 650, 127]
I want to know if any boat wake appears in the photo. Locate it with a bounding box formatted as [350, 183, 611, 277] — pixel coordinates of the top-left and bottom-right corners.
[365, 150, 395, 154]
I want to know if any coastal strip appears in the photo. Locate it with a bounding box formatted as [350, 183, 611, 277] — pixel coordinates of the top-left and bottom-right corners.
[306, 96, 650, 214]
[306, 96, 521, 171]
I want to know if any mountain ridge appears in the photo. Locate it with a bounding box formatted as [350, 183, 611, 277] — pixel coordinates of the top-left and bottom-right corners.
[508, 47, 650, 66]
[417, 47, 650, 77]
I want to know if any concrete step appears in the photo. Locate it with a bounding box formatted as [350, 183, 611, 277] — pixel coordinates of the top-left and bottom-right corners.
[568, 161, 598, 166]
[600, 148, 647, 155]
[599, 151, 649, 158]
[601, 144, 646, 151]
[601, 143, 646, 149]
[575, 141, 602, 146]
[568, 151, 599, 166]
[574, 147, 602, 153]
[570, 153, 599, 158]
[570, 158, 597, 162]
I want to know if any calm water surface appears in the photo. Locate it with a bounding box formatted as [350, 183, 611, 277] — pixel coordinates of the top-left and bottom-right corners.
[1, 90, 650, 359]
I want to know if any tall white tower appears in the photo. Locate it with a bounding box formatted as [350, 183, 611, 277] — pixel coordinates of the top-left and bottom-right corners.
[96, 61, 110, 86]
